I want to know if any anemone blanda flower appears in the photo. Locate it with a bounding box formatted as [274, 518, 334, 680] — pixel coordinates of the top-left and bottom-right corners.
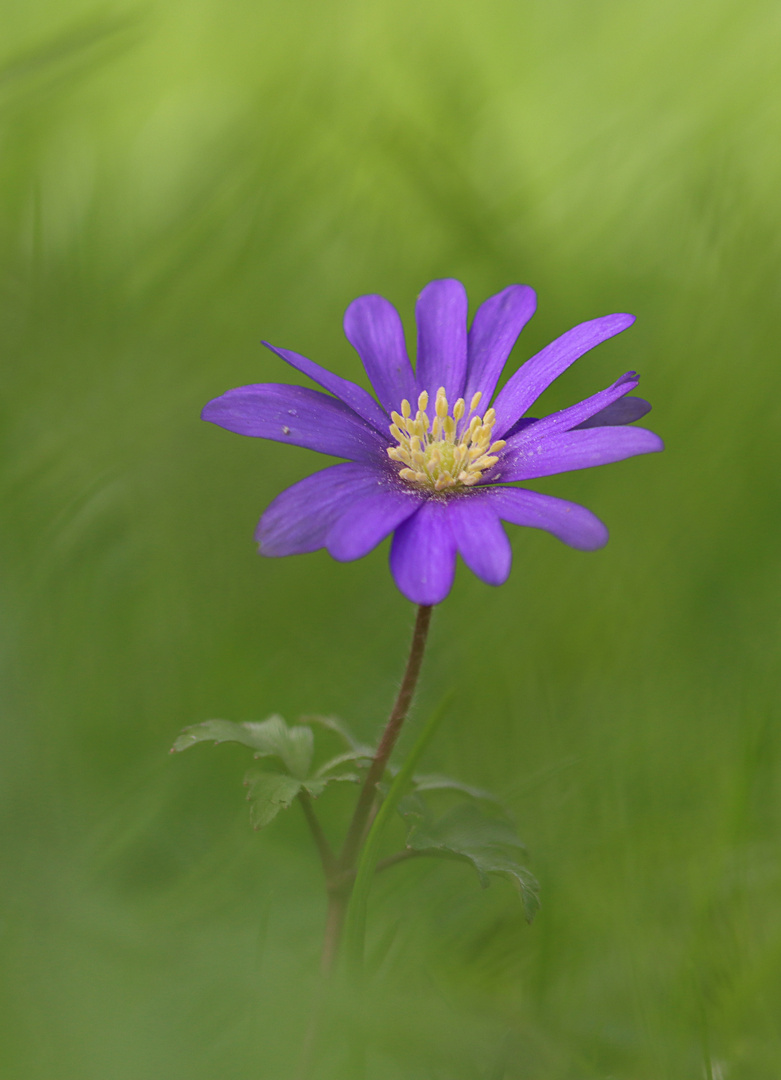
[202, 280, 663, 605]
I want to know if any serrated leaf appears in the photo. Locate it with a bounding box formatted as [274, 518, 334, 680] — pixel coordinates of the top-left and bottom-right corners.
[244, 715, 314, 778]
[300, 714, 362, 751]
[244, 771, 302, 829]
[410, 773, 504, 806]
[172, 719, 272, 754]
[388, 773, 502, 821]
[314, 747, 374, 778]
[302, 771, 360, 798]
[406, 802, 540, 922]
[173, 715, 314, 779]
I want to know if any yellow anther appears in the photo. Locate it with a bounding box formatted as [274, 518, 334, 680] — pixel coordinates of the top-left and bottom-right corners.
[387, 386, 504, 493]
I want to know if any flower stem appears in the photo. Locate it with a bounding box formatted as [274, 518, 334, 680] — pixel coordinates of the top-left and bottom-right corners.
[295, 604, 435, 1078]
[342, 690, 453, 972]
[338, 603, 433, 876]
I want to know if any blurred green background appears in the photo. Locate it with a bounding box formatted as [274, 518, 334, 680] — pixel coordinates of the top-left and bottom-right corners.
[2, 0, 780, 1076]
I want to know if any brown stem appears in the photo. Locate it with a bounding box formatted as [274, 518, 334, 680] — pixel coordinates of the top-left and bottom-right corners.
[338, 604, 433, 873]
[296, 605, 434, 1078]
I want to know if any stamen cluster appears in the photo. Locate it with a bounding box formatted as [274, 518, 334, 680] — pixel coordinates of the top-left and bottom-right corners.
[387, 388, 506, 492]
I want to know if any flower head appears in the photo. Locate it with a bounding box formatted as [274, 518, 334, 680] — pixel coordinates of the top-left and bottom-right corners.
[202, 280, 663, 604]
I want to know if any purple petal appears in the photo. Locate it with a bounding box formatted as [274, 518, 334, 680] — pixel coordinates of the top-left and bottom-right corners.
[343, 295, 418, 415]
[389, 499, 457, 605]
[511, 371, 639, 442]
[501, 416, 539, 439]
[482, 486, 608, 550]
[202, 383, 386, 463]
[576, 395, 651, 429]
[464, 285, 537, 406]
[492, 313, 636, 437]
[263, 342, 389, 433]
[447, 494, 512, 586]
[326, 484, 423, 561]
[504, 389, 649, 440]
[256, 463, 385, 556]
[497, 426, 664, 482]
[415, 279, 468, 401]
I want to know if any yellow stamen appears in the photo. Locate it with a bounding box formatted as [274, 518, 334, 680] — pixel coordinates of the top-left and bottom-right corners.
[387, 387, 503, 492]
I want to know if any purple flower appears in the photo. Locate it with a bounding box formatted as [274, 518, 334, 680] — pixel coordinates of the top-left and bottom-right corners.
[203, 280, 663, 605]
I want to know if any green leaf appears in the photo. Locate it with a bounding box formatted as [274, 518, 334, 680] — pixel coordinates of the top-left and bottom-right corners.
[171, 718, 272, 754]
[396, 791, 427, 820]
[302, 771, 361, 798]
[380, 768, 501, 807]
[172, 714, 314, 779]
[248, 716, 314, 778]
[243, 771, 302, 829]
[410, 773, 504, 806]
[406, 802, 540, 922]
[300, 713, 363, 751]
[388, 773, 503, 825]
[314, 747, 374, 778]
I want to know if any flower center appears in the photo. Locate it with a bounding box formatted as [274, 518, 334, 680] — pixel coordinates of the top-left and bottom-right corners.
[386, 387, 506, 492]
